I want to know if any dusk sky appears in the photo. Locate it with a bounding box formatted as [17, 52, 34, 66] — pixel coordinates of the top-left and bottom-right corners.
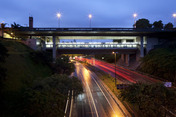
[0, 0, 176, 28]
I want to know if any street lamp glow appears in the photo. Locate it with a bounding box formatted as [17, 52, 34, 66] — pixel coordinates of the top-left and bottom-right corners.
[88, 14, 92, 19]
[133, 13, 137, 28]
[133, 13, 137, 18]
[88, 14, 92, 28]
[173, 13, 176, 27]
[57, 13, 61, 18]
[57, 13, 61, 27]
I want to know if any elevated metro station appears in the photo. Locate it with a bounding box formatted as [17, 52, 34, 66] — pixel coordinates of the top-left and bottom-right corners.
[1, 21, 176, 66]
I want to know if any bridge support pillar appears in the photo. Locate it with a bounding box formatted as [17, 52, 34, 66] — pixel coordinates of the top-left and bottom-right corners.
[52, 36, 56, 62]
[140, 36, 144, 57]
[42, 37, 46, 51]
[121, 54, 125, 62]
[125, 54, 130, 66]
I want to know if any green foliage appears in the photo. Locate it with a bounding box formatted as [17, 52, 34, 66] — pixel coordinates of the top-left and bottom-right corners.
[23, 74, 83, 117]
[164, 22, 173, 29]
[53, 55, 75, 75]
[0, 41, 8, 88]
[0, 40, 52, 117]
[153, 20, 163, 29]
[138, 48, 176, 83]
[30, 51, 52, 66]
[11, 22, 22, 28]
[0, 41, 8, 62]
[136, 18, 152, 29]
[120, 83, 176, 117]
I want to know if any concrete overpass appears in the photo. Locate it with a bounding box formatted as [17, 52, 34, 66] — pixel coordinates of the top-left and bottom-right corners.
[3, 27, 176, 65]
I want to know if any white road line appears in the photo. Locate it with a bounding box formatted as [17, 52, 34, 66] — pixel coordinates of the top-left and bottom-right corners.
[69, 90, 74, 117]
[64, 90, 70, 117]
[86, 81, 99, 117]
[95, 99, 98, 103]
[91, 76, 117, 116]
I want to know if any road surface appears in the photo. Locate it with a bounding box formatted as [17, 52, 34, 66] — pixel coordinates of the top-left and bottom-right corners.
[82, 58, 159, 84]
[71, 61, 130, 117]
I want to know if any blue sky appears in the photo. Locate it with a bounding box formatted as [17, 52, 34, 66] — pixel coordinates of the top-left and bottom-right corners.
[0, 0, 175, 28]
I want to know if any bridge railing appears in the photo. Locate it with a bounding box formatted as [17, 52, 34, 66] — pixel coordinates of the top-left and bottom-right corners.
[14, 27, 176, 32]
[45, 43, 139, 49]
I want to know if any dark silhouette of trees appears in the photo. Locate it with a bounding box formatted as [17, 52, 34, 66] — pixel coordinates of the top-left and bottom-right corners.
[120, 83, 176, 117]
[136, 19, 152, 29]
[23, 74, 83, 117]
[153, 20, 163, 29]
[164, 22, 173, 29]
[11, 22, 22, 28]
[0, 23, 7, 38]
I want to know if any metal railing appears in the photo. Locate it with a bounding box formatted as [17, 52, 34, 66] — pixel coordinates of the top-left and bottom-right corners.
[45, 43, 139, 49]
[12, 27, 176, 32]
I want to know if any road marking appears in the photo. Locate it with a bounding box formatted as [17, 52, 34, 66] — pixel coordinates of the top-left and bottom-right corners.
[64, 90, 70, 117]
[86, 80, 99, 117]
[91, 75, 117, 116]
[69, 90, 74, 117]
[95, 99, 97, 103]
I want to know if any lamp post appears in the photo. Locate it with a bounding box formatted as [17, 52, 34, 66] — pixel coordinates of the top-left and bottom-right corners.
[173, 13, 176, 27]
[133, 13, 137, 28]
[88, 14, 92, 28]
[112, 51, 118, 86]
[57, 13, 61, 28]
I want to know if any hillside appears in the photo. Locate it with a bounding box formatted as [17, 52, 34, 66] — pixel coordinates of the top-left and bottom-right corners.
[0, 39, 52, 116]
[138, 40, 176, 84]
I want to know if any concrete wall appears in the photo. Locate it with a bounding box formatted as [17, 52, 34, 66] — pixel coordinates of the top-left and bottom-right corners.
[22, 39, 37, 50]
[146, 37, 159, 53]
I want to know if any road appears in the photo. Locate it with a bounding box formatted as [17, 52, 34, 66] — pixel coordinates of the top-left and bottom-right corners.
[71, 61, 130, 117]
[84, 58, 159, 84]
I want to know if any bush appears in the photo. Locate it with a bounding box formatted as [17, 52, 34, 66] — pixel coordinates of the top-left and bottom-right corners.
[23, 74, 83, 117]
[52, 56, 75, 75]
[138, 48, 176, 83]
[120, 83, 176, 117]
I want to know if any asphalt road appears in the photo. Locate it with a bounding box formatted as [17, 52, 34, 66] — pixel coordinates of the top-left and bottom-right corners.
[93, 59, 159, 84]
[71, 61, 129, 117]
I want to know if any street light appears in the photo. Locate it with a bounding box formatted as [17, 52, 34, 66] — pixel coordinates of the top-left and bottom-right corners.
[112, 51, 118, 86]
[173, 13, 176, 27]
[57, 13, 61, 28]
[88, 14, 92, 28]
[133, 13, 137, 28]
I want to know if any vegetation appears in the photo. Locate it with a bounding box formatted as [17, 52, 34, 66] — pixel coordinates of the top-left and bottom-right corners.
[52, 55, 75, 75]
[136, 19, 152, 29]
[0, 41, 8, 82]
[135, 19, 174, 29]
[0, 40, 82, 117]
[138, 47, 176, 84]
[153, 20, 163, 29]
[164, 22, 173, 29]
[120, 83, 176, 117]
[23, 74, 83, 117]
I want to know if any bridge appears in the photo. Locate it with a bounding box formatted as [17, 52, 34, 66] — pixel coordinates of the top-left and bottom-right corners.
[2, 27, 176, 66]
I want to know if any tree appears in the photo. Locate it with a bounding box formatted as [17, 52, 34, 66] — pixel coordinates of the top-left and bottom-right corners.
[23, 74, 83, 117]
[153, 20, 163, 29]
[11, 22, 22, 29]
[0, 23, 7, 38]
[164, 22, 173, 29]
[120, 83, 176, 117]
[53, 56, 75, 75]
[136, 19, 152, 29]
